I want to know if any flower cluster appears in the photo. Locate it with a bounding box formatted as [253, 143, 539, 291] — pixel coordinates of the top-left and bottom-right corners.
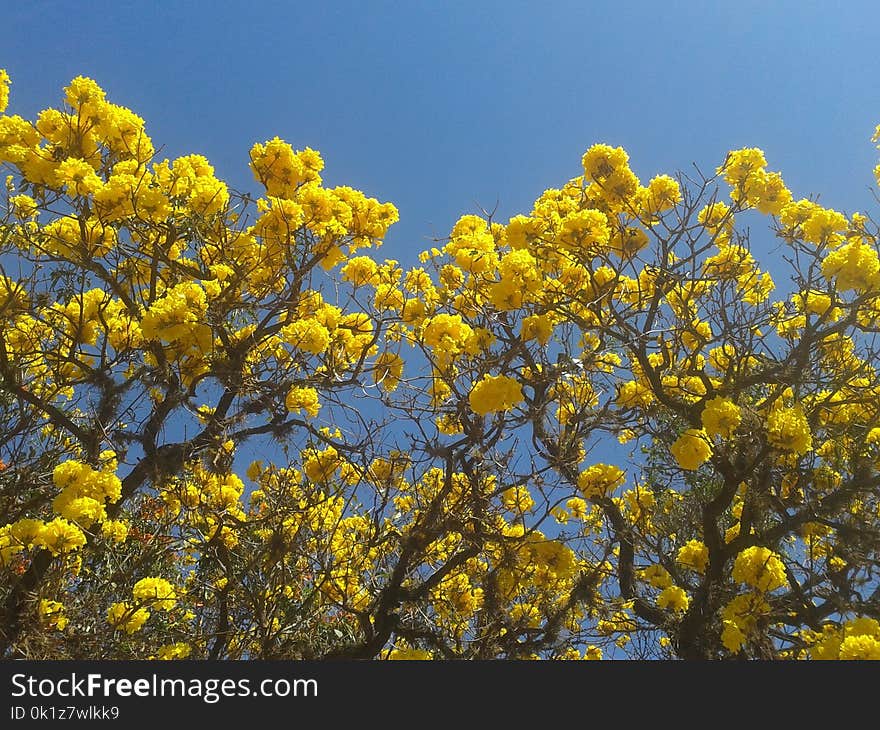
[469, 374, 523, 416]
[670, 429, 713, 470]
[577, 464, 626, 499]
[767, 404, 812, 455]
[701, 397, 742, 439]
[732, 546, 787, 592]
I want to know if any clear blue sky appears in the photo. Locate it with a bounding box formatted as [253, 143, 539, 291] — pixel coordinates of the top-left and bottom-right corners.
[3, 0, 880, 268]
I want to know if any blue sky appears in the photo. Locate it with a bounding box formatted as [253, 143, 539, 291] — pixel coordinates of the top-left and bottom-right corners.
[3, 0, 880, 269]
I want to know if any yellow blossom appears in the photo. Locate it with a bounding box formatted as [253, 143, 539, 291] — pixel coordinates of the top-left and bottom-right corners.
[469, 374, 523, 416]
[732, 546, 787, 592]
[670, 429, 713, 470]
[701, 397, 742, 439]
[676, 539, 709, 573]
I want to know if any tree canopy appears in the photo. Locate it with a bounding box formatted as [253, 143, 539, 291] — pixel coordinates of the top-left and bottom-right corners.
[2, 71, 880, 660]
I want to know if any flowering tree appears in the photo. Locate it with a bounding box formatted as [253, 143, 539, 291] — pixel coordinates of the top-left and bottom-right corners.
[1, 71, 880, 660]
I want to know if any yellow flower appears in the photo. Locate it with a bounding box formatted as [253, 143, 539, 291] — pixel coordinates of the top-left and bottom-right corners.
[721, 620, 747, 653]
[132, 577, 177, 611]
[582, 144, 630, 180]
[639, 174, 682, 219]
[821, 239, 880, 292]
[720, 593, 770, 653]
[719, 148, 767, 186]
[657, 585, 689, 612]
[701, 397, 741, 439]
[373, 351, 404, 391]
[101, 520, 129, 544]
[156, 643, 193, 660]
[500, 485, 534, 513]
[386, 646, 433, 660]
[577, 463, 625, 499]
[506, 214, 544, 250]
[676, 539, 709, 573]
[280, 318, 331, 355]
[188, 175, 229, 217]
[521, 314, 554, 345]
[141, 282, 210, 348]
[747, 170, 792, 216]
[731, 546, 787, 592]
[107, 602, 150, 634]
[565, 497, 588, 520]
[808, 617, 880, 659]
[340, 255, 379, 287]
[303, 445, 340, 483]
[56, 157, 103, 197]
[51, 458, 122, 527]
[616, 380, 654, 409]
[38, 599, 69, 631]
[558, 209, 610, 249]
[249, 137, 322, 197]
[802, 207, 848, 246]
[670, 429, 712, 470]
[839, 635, 880, 660]
[35, 518, 86, 555]
[422, 313, 474, 364]
[469, 374, 523, 416]
[285, 386, 321, 418]
[640, 564, 673, 589]
[698, 200, 733, 234]
[65, 75, 106, 110]
[767, 404, 812, 455]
